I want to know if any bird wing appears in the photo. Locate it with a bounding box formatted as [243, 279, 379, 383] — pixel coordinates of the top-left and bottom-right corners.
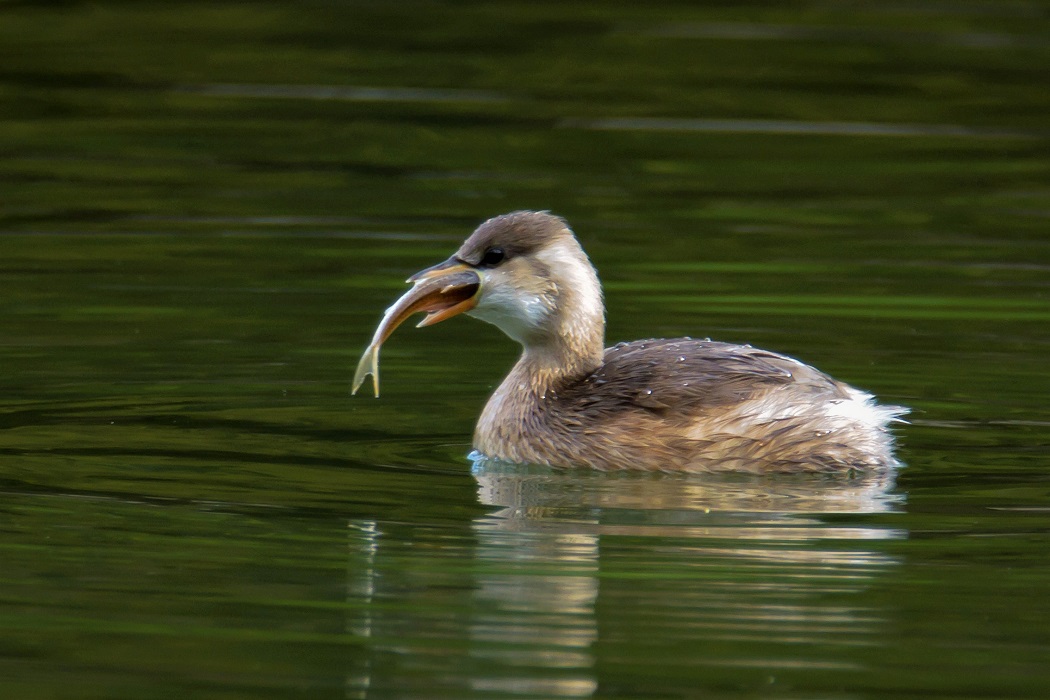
[559, 338, 844, 420]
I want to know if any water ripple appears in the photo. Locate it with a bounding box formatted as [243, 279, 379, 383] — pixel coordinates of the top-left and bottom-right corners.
[561, 117, 1041, 139]
[638, 21, 1049, 50]
[177, 82, 510, 103]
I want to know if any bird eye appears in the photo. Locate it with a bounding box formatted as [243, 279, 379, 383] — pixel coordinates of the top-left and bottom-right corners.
[479, 247, 505, 267]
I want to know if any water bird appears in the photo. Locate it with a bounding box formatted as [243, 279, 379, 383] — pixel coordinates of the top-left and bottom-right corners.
[353, 211, 905, 472]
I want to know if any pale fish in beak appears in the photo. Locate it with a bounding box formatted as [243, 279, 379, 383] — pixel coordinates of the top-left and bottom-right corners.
[352, 261, 480, 397]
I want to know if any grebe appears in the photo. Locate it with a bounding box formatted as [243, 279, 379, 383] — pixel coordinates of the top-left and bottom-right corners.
[353, 211, 906, 472]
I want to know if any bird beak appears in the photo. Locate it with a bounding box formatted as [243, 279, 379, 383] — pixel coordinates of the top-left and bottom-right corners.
[352, 257, 481, 397]
[404, 258, 481, 327]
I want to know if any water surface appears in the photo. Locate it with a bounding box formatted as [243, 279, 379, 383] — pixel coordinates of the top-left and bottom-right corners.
[2, 1, 1049, 698]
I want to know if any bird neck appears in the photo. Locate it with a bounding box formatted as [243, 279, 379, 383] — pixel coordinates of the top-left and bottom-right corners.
[478, 319, 602, 449]
[516, 301, 605, 396]
[520, 238, 606, 392]
[474, 284, 604, 462]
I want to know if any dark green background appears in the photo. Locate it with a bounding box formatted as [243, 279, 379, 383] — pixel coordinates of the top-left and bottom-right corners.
[2, 1, 1049, 698]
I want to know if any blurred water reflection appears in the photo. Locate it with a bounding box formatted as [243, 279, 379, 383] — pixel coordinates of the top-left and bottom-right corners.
[347, 464, 902, 698]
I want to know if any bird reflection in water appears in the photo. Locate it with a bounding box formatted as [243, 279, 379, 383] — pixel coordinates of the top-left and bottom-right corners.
[346, 465, 903, 698]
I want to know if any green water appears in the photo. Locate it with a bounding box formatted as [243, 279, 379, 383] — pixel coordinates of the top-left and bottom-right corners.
[3, 1, 1050, 698]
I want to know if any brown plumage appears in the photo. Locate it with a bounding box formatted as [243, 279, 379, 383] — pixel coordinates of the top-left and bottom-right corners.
[354, 211, 906, 473]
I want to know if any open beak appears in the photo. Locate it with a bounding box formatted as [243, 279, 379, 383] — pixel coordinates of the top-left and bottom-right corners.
[352, 258, 480, 397]
[405, 258, 481, 327]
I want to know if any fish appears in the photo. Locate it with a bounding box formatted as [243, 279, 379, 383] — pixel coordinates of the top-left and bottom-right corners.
[352, 266, 480, 397]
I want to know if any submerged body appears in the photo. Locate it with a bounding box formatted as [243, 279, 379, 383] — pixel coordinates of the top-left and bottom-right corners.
[354, 211, 905, 472]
